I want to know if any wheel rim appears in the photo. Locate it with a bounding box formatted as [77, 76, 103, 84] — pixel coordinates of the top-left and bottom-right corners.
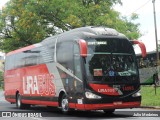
[61, 98, 69, 112]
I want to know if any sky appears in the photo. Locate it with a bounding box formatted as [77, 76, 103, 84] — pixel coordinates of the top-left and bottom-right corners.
[0, 0, 160, 53]
[114, 0, 160, 53]
[0, 0, 9, 10]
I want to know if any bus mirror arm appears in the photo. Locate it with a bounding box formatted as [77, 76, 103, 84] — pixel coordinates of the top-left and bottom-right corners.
[131, 40, 146, 58]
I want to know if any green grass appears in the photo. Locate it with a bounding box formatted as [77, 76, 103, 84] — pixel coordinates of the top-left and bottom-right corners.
[141, 86, 160, 106]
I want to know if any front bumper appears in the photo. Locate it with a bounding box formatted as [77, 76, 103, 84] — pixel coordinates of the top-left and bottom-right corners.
[83, 101, 141, 110]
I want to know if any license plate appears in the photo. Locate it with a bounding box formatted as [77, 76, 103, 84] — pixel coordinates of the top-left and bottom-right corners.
[113, 101, 122, 105]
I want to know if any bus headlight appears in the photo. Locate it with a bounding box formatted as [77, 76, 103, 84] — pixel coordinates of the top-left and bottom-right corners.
[85, 92, 101, 99]
[132, 90, 141, 97]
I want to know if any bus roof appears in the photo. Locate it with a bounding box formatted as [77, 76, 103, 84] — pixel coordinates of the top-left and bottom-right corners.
[42, 26, 127, 43]
[6, 26, 127, 56]
[6, 43, 42, 56]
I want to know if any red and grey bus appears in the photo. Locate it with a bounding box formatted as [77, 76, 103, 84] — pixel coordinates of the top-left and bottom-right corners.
[4, 26, 146, 113]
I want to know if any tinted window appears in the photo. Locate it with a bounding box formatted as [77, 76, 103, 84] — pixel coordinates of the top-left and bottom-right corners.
[5, 55, 15, 70]
[85, 38, 138, 83]
[24, 48, 41, 66]
[74, 44, 82, 80]
[15, 53, 25, 68]
[56, 41, 73, 71]
[5, 45, 55, 70]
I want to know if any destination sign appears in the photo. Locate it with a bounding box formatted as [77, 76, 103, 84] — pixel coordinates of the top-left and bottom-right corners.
[88, 41, 107, 45]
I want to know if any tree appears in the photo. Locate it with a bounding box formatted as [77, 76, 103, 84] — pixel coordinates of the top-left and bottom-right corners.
[0, 0, 140, 52]
[0, 0, 46, 52]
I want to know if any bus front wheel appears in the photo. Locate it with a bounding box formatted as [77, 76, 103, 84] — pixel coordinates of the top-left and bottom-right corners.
[61, 94, 70, 114]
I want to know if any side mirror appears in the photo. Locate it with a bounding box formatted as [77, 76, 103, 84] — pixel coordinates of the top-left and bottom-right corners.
[131, 40, 146, 58]
[79, 39, 87, 57]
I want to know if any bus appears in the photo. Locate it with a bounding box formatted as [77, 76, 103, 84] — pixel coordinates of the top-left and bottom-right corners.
[136, 51, 160, 85]
[4, 26, 146, 114]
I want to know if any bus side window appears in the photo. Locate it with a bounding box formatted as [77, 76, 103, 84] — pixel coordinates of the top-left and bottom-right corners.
[74, 44, 82, 80]
[7, 55, 16, 70]
[56, 41, 74, 72]
[15, 53, 25, 68]
[5, 56, 13, 70]
[24, 48, 40, 66]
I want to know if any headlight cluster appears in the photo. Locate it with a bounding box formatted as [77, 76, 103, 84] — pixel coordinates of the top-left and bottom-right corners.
[85, 92, 101, 99]
[132, 90, 141, 97]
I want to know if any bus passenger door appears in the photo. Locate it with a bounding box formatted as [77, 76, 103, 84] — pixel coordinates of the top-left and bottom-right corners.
[56, 41, 75, 107]
[73, 43, 84, 110]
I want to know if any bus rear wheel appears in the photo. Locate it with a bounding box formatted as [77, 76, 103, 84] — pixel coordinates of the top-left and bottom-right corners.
[16, 93, 30, 109]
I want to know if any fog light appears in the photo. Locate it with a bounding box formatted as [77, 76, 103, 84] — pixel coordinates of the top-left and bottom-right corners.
[132, 90, 141, 97]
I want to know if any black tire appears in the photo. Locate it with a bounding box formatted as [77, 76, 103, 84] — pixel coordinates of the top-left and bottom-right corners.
[103, 109, 115, 114]
[61, 94, 70, 114]
[16, 93, 30, 109]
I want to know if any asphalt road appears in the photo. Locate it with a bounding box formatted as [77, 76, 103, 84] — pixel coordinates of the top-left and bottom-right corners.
[0, 90, 160, 120]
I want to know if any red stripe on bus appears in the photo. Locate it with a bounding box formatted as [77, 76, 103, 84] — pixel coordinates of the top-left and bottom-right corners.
[5, 98, 16, 103]
[6, 45, 36, 56]
[69, 103, 75, 108]
[22, 100, 58, 106]
[69, 103, 85, 110]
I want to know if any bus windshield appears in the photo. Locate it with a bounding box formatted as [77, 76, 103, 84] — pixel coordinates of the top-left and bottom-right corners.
[85, 38, 138, 83]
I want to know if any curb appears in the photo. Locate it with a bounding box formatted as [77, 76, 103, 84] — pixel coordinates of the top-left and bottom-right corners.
[141, 106, 160, 109]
